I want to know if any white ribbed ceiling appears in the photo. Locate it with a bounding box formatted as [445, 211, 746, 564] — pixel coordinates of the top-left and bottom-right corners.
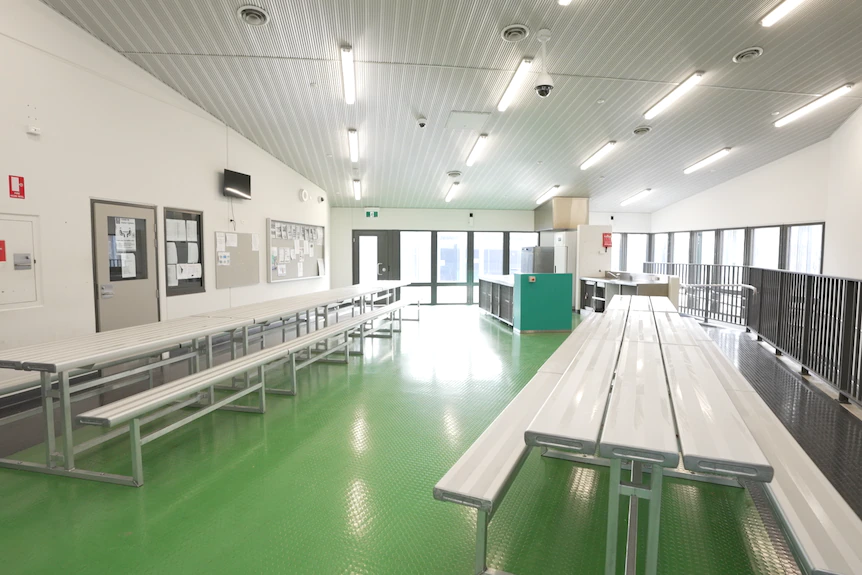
[43, 0, 862, 211]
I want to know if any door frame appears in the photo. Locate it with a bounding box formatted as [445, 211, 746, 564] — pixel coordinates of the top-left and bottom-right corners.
[352, 230, 400, 284]
[90, 199, 161, 331]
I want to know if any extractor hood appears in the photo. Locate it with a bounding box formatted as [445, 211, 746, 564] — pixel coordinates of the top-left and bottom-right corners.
[534, 197, 590, 231]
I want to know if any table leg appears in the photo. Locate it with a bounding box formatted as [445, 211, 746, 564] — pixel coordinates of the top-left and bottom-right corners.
[41, 372, 56, 467]
[475, 509, 489, 575]
[58, 372, 75, 470]
[242, 326, 250, 387]
[207, 334, 215, 404]
[645, 464, 664, 575]
[605, 458, 622, 575]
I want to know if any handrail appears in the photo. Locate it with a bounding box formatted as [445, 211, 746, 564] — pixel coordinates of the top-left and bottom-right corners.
[681, 283, 758, 296]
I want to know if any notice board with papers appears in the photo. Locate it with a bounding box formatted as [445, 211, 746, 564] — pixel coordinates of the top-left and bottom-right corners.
[266, 218, 325, 283]
[214, 230, 260, 289]
[164, 208, 204, 296]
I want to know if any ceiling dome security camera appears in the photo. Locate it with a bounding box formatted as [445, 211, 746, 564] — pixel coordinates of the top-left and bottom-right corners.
[535, 71, 554, 98]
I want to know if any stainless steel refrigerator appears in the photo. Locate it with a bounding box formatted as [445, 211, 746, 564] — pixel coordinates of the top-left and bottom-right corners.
[521, 247, 555, 274]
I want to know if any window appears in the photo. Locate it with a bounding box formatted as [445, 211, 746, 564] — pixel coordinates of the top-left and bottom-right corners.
[611, 233, 622, 270]
[437, 232, 467, 283]
[473, 232, 504, 277]
[358, 236, 378, 284]
[437, 285, 468, 304]
[508, 232, 539, 274]
[721, 229, 745, 265]
[752, 227, 781, 269]
[788, 224, 823, 274]
[672, 232, 690, 264]
[626, 234, 649, 273]
[652, 233, 669, 263]
[400, 232, 431, 283]
[693, 231, 715, 265]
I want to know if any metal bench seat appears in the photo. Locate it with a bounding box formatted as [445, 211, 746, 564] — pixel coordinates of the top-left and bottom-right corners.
[537, 313, 598, 374]
[74, 301, 412, 486]
[0, 373, 43, 399]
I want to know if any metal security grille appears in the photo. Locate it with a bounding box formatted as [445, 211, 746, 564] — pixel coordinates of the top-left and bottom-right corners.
[645, 261, 862, 404]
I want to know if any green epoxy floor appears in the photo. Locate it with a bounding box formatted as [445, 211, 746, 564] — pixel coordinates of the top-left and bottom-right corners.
[1, 306, 790, 574]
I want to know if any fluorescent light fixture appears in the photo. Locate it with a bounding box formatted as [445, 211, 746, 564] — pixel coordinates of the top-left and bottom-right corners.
[497, 59, 532, 112]
[445, 182, 460, 203]
[558, 0, 573, 5]
[683, 148, 732, 174]
[348, 129, 359, 162]
[579, 141, 617, 170]
[341, 46, 356, 105]
[644, 72, 704, 120]
[536, 185, 560, 205]
[466, 134, 488, 166]
[352, 179, 361, 200]
[774, 84, 854, 128]
[620, 188, 652, 207]
[761, 0, 808, 27]
[225, 187, 251, 200]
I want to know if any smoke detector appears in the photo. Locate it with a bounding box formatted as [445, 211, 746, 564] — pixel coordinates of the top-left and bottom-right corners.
[732, 47, 763, 63]
[501, 24, 530, 43]
[237, 5, 270, 27]
[633, 125, 652, 136]
[447, 171, 462, 178]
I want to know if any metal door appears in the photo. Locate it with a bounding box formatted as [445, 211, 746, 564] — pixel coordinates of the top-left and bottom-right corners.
[91, 200, 159, 331]
[352, 231, 397, 284]
[0, 217, 38, 306]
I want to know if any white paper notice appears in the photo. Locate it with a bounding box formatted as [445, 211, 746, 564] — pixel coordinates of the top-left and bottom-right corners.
[120, 253, 136, 278]
[166, 242, 178, 265]
[167, 219, 187, 242]
[218, 252, 230, 266]
[115, 218, 137, 252]
[290, 249, 296, 259]
[278, 247, 286, 263]
[167, 264, 178, 287]
[186, 220, 198, 242]
[187, 242, 199, 264]
[177, 263, 202, 279]
[216, 232, 226, 252]
[317, 258, 325, 275]
[277, 264, 287, 277]
[297, 261, 303, 276]
[226, 233, 238, 248]
[251, 233, 260, 252]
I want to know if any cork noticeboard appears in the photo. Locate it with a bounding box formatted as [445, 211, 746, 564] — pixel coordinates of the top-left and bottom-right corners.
[214, 231, 261, 289]
[267, 218, 325, 282]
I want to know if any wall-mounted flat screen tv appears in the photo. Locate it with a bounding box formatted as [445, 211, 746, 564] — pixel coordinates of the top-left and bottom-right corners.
[223, 169, 251, 200]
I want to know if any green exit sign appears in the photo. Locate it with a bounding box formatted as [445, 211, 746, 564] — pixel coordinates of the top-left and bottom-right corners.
[365, 208, 380, 218]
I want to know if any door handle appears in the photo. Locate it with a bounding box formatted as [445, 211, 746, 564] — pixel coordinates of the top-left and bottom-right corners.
[378, 262, 385, 275]
[100, 284, 114, 299]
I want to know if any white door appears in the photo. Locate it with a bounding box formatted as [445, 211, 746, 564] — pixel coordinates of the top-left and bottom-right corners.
[92, 201, 159, 331]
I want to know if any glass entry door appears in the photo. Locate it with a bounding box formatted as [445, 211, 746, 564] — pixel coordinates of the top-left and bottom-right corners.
[352, 231, 397, 284]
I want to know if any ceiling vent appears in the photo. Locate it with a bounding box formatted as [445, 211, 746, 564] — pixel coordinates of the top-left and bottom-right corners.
[732, 47, 763, 63]
[501, 24, 530, 43]
[633, 125, 652, 136]
[237, 5, 270, 27]
[447, 171, 462, 178]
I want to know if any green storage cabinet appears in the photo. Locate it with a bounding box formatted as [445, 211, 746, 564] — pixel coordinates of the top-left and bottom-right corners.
[513, 273, 573, 333]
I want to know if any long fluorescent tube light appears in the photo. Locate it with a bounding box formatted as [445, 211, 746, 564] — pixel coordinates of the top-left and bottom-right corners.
[558, 0, 573, 5]
[348, 129, 359, 162]
[341, 46, 356, 105]
[497, 59, 532, 112]
[352, 179, 361, 200]
[466, 134, 488, 166]
[620, 188, 652, 207]
[761, 0, 808, 27]
[684, 148, 732, 174]
[445, 182, 460, 203]
[536, 185, 560, 205]
[580, 141, 616, 170]
[774, 84, 854, 128]
[225, 188, 251, 200]
[644, 72, 704, 120]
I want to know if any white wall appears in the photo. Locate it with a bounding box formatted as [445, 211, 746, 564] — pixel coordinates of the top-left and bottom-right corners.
[589, 212, 652, 233]
[330, 208, 534, 288]
[824, 105, 862, 278]
[650, 140, 830, 233]
[0, 0, 329, 350]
